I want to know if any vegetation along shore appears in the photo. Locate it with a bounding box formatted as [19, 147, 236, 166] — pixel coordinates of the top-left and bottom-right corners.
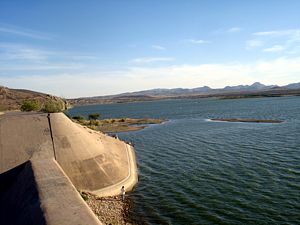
[71, 113, 166, 133]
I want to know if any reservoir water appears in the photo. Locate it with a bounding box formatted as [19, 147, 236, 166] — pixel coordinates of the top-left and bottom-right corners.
[68, 97, 300, 224]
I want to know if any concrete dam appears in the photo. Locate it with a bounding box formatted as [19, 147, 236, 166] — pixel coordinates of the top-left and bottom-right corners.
[0, 112, 138, 225]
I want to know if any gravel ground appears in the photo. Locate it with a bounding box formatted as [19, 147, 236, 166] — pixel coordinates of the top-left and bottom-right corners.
[80, 191, 137, 225]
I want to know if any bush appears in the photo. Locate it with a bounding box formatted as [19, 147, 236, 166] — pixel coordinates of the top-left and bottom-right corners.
[72, 115, 85, 121]
[43, 100, 64, 113]
[88, 113, 100, 120]
[91, 120, 100, 126]
[20, 100, 42, 112]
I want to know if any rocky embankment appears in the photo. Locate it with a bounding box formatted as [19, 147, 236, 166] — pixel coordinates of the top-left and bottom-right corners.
[81, 192, 137, 225]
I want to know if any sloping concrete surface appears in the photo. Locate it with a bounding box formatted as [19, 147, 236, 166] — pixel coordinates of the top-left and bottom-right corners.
[93, 144, 138, 196]
[0, 111, 138, 224]
[49, 113, 138, 195]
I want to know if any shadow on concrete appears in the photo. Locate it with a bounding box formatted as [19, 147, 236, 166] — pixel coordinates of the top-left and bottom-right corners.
[0, 161, 46, 225]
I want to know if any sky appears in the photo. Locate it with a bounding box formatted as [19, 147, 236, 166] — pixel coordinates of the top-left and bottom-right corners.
[0, 0, 300, 98]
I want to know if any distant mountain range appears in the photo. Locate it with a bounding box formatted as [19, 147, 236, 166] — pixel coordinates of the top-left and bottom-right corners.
[1, 82, 299, 110]
[69, 82, 300, 105]
[117, 82, 300, 97]
[119, 82, 277, 96]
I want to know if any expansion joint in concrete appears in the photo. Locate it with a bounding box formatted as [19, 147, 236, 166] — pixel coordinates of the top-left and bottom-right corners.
[47, 113, 57, 160]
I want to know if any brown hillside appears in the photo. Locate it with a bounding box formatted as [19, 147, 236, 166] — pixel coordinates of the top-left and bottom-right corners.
[0, 86, 68, 111]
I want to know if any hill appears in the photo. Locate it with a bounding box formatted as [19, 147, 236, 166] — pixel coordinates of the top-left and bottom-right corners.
[0, 86, 69, 111]
[69, 82, 300, 105]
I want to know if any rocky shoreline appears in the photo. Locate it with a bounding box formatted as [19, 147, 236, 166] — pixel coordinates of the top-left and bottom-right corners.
[81, 192, 139, 225]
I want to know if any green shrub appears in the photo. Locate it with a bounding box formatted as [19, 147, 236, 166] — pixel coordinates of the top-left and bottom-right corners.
[20, 100, 42, 112]
[43, 100, 64, 113]
[88, 113, 100, 120]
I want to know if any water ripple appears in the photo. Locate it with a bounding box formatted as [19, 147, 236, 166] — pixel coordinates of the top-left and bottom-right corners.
[70, 97, 300, 224]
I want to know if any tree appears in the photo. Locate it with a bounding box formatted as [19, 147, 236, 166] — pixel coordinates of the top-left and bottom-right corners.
[88, 113, 100, 120]
[20, 100, 41, 112]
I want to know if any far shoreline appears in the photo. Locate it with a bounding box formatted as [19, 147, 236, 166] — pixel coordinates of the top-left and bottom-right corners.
[68, 93, 300, 107]
[208, 118, 284, 123]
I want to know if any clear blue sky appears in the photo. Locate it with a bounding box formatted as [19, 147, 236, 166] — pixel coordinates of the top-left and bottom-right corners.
[1, 0, 300, 97]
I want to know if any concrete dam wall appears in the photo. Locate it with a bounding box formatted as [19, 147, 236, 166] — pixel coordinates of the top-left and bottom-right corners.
[0, 112, 138, 225]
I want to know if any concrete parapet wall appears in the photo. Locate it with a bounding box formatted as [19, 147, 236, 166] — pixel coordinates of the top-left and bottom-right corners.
[32, 158, 102, 225]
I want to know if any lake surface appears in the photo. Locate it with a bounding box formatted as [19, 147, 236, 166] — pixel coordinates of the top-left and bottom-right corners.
[68, 97, 300, 225]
